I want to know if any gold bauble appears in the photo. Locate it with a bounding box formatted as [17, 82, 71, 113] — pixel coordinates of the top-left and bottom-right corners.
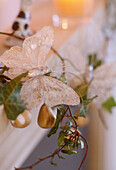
[11, 110, 32, 128]
[37, 104, 56, 129]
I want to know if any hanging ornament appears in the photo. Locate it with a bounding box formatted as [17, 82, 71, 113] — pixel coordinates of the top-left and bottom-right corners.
[11, 110, 32, 128]
[37, 104, 56, 129]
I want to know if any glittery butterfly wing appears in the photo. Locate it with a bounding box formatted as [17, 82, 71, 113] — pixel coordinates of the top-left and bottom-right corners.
[20, 77, 42, 110]
[20, 76, 80, 110]
[88, 62, 116, 108]
[22, 26, 54, 68]
[0, 26, 53, 77]
[40, 76, 80, 107]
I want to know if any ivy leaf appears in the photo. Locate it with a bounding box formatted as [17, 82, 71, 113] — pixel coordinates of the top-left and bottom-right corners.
[57, 154, 65, 159]
[78, 95, 97, 117]
[47, 107, 65, 137]
[59, 75, 67, 84]
[44, 71, 52, 76]
[60, 125, 70, 131]
[88, 54, 102, 70]
[75, 81, 92, 98]
[61, 149, 77, 155]
[102, 97, 116, 113]
[49, 161, 57, 167]
[94, 60, 102, 70]
[58, 131, 67, 146]
[0, 72, 28, 120]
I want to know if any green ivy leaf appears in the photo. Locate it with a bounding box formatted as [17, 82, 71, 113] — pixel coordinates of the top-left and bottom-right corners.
[102, 97, 116, 113]
[88, 54, 102, 70]
[61, 149, 77, 155]
[57, 154, 65, 159]
[59, 75, 67, 84]
[58, 131, 67, 146]
[75, 81, 92, 98]
[47, 107, 65, 137]
[44, 71, 52, 76]
[79, 95, 97, 117]
[49, 161, 57, 167]
[60, 125, 70, 131]
[0, 72, 28, 120]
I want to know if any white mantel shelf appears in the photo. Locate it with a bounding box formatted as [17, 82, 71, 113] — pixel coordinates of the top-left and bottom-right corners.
[0, 1, 105, 170]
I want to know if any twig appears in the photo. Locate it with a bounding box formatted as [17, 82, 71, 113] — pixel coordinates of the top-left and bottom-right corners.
[0, 74, 11, 81]
[64, 58, 81, 72]
[15, 143, 67, 170]
[68, 106, 88, 170]
[0, 31, 24, 40]
[51, 47, 81, 75]
[0, 31, 14, 36]
[15, 107, 69, 170]
[68, 106, 78, 129]
[78, 133, 88, 170]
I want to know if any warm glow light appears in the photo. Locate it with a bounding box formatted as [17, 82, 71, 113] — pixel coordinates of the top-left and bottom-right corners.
[62, 19, 68, 29]
[53, 0, 94, 17]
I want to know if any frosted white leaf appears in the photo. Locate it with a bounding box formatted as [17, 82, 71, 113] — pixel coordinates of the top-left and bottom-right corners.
[88, 63, 116, 108]
[46, 45, 85, 88]
[77, 20, 105, 56]
[20, 75, 80, 110]
[105, 32, 116, 63]
[0, 105, 9, 134]
[61, 45, 85, 72]
[21, 0, 34, 8]
[0, 26, 54, 78]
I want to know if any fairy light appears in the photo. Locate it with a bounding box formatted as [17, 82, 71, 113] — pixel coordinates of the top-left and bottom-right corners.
[62, 19, 68, 29]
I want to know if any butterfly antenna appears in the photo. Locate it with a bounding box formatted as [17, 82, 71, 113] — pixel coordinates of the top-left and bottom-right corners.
[51, 64, 82, 73]
[63, 58, 81, 72]
[0, 31, 14, 36]
[51, 70, 84, 82]
[51, 46, 66, 75]
[51, 47, 81, 73]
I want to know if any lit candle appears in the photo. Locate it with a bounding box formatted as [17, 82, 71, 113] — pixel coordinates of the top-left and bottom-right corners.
[53, 0, 94, 17]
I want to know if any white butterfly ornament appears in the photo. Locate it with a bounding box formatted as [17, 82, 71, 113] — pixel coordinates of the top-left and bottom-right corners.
[0, 27, 80, 112]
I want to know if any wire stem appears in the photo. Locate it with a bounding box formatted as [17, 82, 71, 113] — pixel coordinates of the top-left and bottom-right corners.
[78, 133, 88, 170]
[0, 31, 24, 40]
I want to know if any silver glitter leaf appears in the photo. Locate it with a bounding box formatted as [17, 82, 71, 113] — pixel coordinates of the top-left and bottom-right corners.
[88, 62, 116, 108]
